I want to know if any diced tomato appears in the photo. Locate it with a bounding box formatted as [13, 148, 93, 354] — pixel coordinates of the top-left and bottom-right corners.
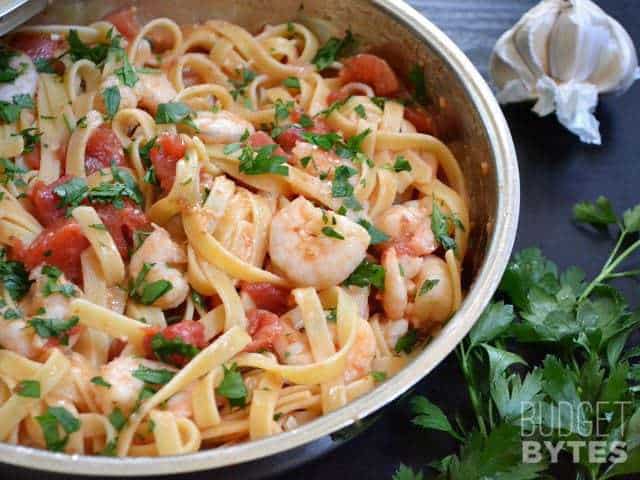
[150, 133, 187, 193]
[240, 282, 291, 315]
[244, 309, 284, 353]
[274, 112, 332, 152]
[249, 131, 290, 159]
[13, 220, 89, 284]
[24, 144, 41, 170]
[108, 338, 127, 361]
[9, 32, 63, 61]
[403, 106, 437, 136]
[28, 175, 75, 227]
[95, 202, 151, 258]
[326, 89, 350, 105]
[143, 320, 207, 367]
[85, 125, 127, 176]
[103, 7, 141, 41]
[338, 54, 400, 96]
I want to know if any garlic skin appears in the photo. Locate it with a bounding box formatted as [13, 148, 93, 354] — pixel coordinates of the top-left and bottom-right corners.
[490, 0, 639, 145]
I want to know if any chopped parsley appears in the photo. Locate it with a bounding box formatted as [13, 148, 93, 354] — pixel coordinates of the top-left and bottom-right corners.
[343, 259, 385, 289]
[138, 136, 156, 167]
[155, 102, 198, 130]
[357, 219, 390, 245]
[0, 94, 33, 124]
[238, 144, 289, 176]
[274, 99, 294, 124]
[149, 333, 201, 366]
[371, 371, 387, 382]
[313, 30, 356, 71]
[28, 316, 80, 345]
[91, 376, 111, 388]
[129, 262, 173, 305]
[34, 58, 57, 73]
[0, 48, 26, 83]
[108, 407, 127, 431]
[321, 226, 344, 240]
[354, 104, 367, 119]
[418, 278, 440, 296]
[283, 76, 300, 89]
[15, 379, 40, 398]
[67, 29, 122, 65]
[331, 165, 357, 198]
[13, 127, 42, 153]
[431, 202, 457, 252]
[115, 55, 138, 87]
[131, 365, 175, 385]
[326, 308, 337, 323]
[230, 68, 256, 101]
[102, 86, 120, 120]
[215, 363, 247, 407]
[0, 249, 31, 300]
[392, 155, 412, 173]
[35, 406, 81, 452]
[395, 329, 418, 354]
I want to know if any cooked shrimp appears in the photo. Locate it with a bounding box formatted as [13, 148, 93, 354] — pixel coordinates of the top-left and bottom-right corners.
[380, 318, 409, 352]
[166, 385, 194, 418]
[343, 319, 376, 383]
[269, 197, 370, 289]
[291, 141, 344, 176]
[0, 52, 37, 103]
[381, 247, 407, 320]
[409, 255, 454, 328]
[96, 356, 176, 414]
[0, 318, 39, 359]
[21, 265, 76, 319]
[194, 111, 254, 144]
[375, 199, 437, 257]
[135, 72, 177, 113]
[272, 314, 313, 365]
[129, 226, 189, 309]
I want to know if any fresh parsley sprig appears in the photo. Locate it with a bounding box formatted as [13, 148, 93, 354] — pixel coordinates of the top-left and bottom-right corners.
[395, 197, 640, 480]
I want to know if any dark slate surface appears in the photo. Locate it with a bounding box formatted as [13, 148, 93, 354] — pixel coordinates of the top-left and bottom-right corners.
[2, 1, 639, 479]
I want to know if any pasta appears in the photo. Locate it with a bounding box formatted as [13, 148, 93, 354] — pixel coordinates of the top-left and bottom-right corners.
[0, 6, 469, 457]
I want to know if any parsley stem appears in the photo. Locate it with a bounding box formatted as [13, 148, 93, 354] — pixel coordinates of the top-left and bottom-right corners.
[607, 269, 640, 279]
[458, 344, 487, 437]
[578, 236, 640, 303]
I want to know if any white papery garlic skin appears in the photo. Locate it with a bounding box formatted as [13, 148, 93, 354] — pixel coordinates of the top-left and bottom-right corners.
[490, 0, 639, 145]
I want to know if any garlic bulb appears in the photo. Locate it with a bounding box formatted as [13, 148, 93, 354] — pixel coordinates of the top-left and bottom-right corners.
[490, 0, 639, 145]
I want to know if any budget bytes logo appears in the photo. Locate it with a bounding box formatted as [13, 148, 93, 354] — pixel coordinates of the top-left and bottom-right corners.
[520, 401, 630, 465]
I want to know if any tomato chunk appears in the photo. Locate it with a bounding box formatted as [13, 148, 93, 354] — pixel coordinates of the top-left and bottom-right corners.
[95, 202, 151, 258]
[403, 106, 437, 136]
[338, 54, 400, 96]
[104, 7, 141, 41]
[241, 282, 291, 316]
[274, 112, 332, 153]
[85, 125, 127, 176]
[143, 320, 207, 367]
[29, 175, 76, 227]
[245, 309, 284, 353]
[9, 32, 63, 61]
[24, 144, 41, 170]
[150, 133, 187, 193]
[14, 220, 89, 284]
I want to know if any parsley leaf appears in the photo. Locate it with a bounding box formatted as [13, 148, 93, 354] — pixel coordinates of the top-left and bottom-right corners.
[238, 144, 288, 176]
[321, 226, 344, 240]
[395, 329, 418, 354]
[343, 259, 385, 289]
[16, 379, 40, 398]
[0, 94, 33, 123]
[283, 76, 300, 89]
[115, 54, 138, 87]
[573, 196, 618, 229]
[357, 219, 389, 245]
[131, 365, 175, 385]
[35, 58, 56, 73]
[108, 407, 127, 431]
[53, 176, 89, 212]
[392, 464, 423, 480]
[410, 396, 463, 441]
[67, 29, 122, 65]
[150, 333, 201, 366]
[102, 86, 120, 120]
[392, 155, 412, 172]
[13, 127, 42, 153]
[216, 363, 247, 407]
[28, 316, 79, 345]
[431, 201, 457, 252]
[418, 278, 439, 296]
[313, 30, 356, 71]
[91, 376, 111, 388]
[331, 165, 357, 198]
[36, 406, 80, 452]
[155, 102, 197, 130]
[0, 249, 31, 300]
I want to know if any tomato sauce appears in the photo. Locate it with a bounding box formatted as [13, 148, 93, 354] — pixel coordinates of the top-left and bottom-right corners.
[150, 133, 187, 193]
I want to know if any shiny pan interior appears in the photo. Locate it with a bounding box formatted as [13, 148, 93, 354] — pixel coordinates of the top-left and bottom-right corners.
[0, 0, 519, 475]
